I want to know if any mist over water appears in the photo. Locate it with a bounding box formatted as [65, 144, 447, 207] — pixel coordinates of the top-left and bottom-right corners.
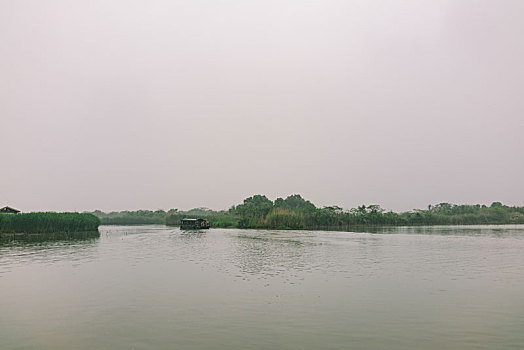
[2, 225, 524, 349]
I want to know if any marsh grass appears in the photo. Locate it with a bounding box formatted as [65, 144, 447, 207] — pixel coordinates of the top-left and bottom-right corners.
[0, 212, 100, 234]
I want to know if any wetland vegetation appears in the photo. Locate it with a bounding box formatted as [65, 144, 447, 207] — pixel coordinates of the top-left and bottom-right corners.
[91, 195, 524, 230]
[0, 212, 100, 236]
[216, 195, 524, 230]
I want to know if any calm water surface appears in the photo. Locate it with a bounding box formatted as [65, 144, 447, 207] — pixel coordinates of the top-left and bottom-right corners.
[1, 225, 524, 349]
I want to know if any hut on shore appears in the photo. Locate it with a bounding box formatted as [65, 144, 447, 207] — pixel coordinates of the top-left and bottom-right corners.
[0, 206, 20, 214]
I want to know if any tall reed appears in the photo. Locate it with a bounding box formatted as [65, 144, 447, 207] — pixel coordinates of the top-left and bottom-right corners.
[0, 213, 100, 233]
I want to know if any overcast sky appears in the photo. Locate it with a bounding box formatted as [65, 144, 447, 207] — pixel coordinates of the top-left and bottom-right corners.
[1, 0, 523, 212]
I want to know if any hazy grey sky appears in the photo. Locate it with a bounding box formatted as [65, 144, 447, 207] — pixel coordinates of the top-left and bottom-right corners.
[1, 0, 523, 212]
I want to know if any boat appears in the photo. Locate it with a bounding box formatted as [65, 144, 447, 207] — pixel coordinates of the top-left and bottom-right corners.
[180, 218, 210, 230]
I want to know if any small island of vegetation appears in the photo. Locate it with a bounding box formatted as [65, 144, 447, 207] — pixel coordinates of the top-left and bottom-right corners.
[0, 212, 100, 240]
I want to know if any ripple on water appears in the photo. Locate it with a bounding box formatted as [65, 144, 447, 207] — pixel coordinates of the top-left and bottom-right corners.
[2, 225, 524, 350]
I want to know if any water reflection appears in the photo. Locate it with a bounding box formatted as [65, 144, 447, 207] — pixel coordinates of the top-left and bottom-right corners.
[0, 232, 100, 276]
[0, 230, 100, 244]
[178, 230, 207, 240]
[232, 230, 315, 278]
[2, 225, 524, 350]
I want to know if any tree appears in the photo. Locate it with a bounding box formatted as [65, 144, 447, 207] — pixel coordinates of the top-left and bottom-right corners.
[235, 195, 273, 218]
[274, 197, 286, 208]
[283, 194, 316, 211]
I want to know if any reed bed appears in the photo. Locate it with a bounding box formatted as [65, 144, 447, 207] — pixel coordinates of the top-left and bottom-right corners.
[0, 212, 100, 234]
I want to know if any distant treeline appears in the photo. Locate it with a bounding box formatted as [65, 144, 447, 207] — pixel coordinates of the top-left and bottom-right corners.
[91, 208, 238, 227]
[0, 212, 100, 234]
[91, 210, 167, 225]
[91, 195, 524, 230]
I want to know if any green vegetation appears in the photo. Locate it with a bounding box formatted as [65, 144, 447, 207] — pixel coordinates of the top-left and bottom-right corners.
[0, 212, 100, 234]
[166, 195, 524, 230]
[91, 210, 166, 225]
[5, 197, 520, 236]
[92, 195, 524, 230]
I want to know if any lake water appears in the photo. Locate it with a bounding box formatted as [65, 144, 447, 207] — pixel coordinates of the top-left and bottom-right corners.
[1, 225, 524, 349]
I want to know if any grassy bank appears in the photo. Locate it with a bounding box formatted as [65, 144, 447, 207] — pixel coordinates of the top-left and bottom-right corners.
[0, 212, 100, 234]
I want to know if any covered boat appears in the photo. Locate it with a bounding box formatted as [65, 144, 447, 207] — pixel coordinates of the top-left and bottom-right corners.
[180, 218, 210, 230]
